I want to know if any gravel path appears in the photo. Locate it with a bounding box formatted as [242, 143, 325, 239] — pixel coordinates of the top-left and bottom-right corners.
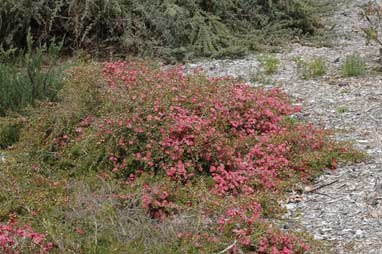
[187, 1, 382, 253]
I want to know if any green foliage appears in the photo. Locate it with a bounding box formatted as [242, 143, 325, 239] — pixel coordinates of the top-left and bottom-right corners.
[19, 64, 104, 164]
[361, 1, 382, 46]
[294, 56, 327, 79]
[0, 34, 66, 116]
[0, 46, 17, 63]
[341, 53, 366, 77]
[336, 106, 348, 114]
[0, 119, 22, 149]
[361, 1, 382, 69]
[0, 0, 323, 60]
[257, 54, 280, 74]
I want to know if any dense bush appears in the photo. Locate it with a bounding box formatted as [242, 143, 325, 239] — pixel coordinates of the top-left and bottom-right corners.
[0, 0, 323, 60]
[22, 62, 358, 194]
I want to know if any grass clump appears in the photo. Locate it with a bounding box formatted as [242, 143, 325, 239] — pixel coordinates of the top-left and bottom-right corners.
[0, 62, 364, 253]
[257, 54, 280, 74]
[0, 34, 67, 116]
[336, 106, 348, 114]
[341, 53, 366, 77]
[294, 57, 327, 79]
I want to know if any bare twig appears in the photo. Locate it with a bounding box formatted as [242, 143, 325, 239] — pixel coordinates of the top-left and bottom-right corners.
[327, 197, 345, 204]
[218, 240, 237, 254]
[305, 179, 339, 193]
[313, 192, 334, 198]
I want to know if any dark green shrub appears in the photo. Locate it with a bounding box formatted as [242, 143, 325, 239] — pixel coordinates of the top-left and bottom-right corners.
[0, 0, 323, 60]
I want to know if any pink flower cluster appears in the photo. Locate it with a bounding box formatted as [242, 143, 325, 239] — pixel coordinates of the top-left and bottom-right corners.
[254, 231, 309, 254]
[212, 202, 310, 253]
[141, 184, 176, 221]
[96, 61, 314, 195]
[217, 202, 262, 246]
[174, 200, 310, 253]
[0, 216, 53, 254]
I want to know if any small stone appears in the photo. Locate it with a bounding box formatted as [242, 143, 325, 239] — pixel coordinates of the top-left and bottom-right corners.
[338, 82, 349, 87]
[0, 153, 5, 163]
[285, 203, 297, 210]
[304, 185, 314, 192]
[314, 234, 324, 240]
[355, 230, 365, 239]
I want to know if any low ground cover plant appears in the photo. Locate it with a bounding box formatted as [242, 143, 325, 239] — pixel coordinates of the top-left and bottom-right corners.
[0, 61, 361, 253]
[24, 62, 359, 194]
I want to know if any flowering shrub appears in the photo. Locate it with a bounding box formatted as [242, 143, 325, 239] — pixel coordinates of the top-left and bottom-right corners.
[17, 61, 362, 253]
[25, 61, 358, 197]
[0, 216, 53, 254]
[49, 61, 353, 196]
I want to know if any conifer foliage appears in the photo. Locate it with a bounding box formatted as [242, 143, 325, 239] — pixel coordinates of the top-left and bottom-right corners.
[0, 0, 321, 59]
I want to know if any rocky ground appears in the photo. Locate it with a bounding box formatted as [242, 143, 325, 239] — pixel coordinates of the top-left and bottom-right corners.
[187, 1, 382, 253]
